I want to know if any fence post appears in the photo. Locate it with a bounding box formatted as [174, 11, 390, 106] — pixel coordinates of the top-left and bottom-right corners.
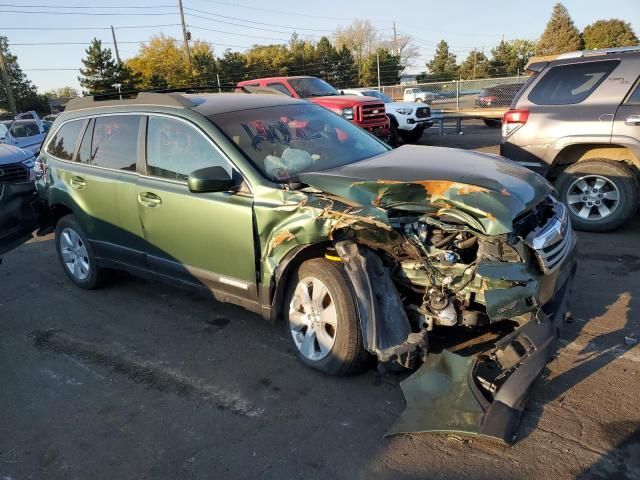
[456, 80, 460, 110]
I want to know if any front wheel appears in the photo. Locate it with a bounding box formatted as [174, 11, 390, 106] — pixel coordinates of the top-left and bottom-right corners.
[285, 258, 370, 375]
[555, 160, 639, 232]
[399, 125, 425, 143]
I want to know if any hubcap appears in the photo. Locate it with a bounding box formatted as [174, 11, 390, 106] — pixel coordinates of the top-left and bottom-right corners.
[59, 228, 90, 280]
[566, 175, 620, 221]
[289, 276, 337, 361]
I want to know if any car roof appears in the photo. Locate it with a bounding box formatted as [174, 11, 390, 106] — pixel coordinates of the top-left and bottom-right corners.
[237, 76, 314, 85]
[188, 93, 306, 115]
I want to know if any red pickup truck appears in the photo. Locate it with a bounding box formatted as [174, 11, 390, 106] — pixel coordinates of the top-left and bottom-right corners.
[237, 76, 390, 140]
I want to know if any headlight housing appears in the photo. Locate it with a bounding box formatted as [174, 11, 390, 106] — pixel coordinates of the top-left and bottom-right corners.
[396, 108, 413, 115]
[341, 108, 354, 120]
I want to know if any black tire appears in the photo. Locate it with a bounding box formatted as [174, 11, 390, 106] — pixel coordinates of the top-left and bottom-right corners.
[399, 125, 425, 143]
[284, 258, 370, 375]
[483, 119, 502, 128]
[387, 120, 399, 146]
[555, 159, 639, 232]
[55, 214, 108, 289]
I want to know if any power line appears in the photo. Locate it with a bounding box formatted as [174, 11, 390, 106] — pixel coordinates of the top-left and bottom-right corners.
[187, 22, 289, 42]
[0, 8, 177, 15]
[0, 3, 175, 8]
[0, 23, 181, 30]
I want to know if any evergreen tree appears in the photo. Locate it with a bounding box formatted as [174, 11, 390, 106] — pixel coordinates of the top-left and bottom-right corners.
[78, 39, 121, 94]
[217, 50, 245, 84]
[427, 41, 458, 79]
[333, 46, 357, 89]
[359, 48, 403, 87]
[583, 19, 639, 50]
[0, 36, 42, 115]
[459, 49, 490, 79]
[536, 3, 583, 56]
[490, 39, 536, 76]
[314, 36, 340, 84]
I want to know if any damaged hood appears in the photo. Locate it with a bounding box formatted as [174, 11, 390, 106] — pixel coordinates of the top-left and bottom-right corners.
[299, 145, 552, 234]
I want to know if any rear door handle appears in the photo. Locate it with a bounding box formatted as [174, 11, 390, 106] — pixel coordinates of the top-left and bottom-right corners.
[138, 191, 162, 208]
[625, 115, 640, 126]
[69, 176, 86, 190]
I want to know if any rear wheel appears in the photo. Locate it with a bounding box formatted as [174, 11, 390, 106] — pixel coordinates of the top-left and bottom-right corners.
[555, 160, 639, 232]
[285, 258, 369, 375]
[399, 125, 425, 143]
[55, 214, 108, 289]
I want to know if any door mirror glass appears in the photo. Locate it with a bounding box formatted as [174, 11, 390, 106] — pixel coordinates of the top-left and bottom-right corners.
[188, 166, 236, 193]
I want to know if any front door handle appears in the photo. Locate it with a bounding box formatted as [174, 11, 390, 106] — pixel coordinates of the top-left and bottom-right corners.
[138, 191, 162, 208]
[69, 176, 87, 190]
[625, 115, 640, 126]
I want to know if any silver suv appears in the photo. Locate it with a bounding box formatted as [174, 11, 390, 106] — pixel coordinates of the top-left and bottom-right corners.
[501, 47, 640, 232]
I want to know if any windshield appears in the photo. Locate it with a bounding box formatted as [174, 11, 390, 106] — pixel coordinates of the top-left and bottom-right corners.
[361, 90, 392, 103]
[210, 103, 390, 183]
[289, 77, 339, 98]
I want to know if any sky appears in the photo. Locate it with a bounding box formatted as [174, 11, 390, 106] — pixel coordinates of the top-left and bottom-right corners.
[1, 0, 639, 93]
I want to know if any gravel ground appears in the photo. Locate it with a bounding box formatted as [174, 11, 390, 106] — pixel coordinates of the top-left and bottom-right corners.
[1, 123, 638, 479]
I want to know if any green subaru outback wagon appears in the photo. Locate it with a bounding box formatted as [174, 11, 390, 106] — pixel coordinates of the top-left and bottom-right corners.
[2, 91, 576, 441]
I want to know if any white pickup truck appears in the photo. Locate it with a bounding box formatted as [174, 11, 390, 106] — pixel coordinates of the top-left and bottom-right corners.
[0, 111, 47, 154]
[342, 89, 433, 144]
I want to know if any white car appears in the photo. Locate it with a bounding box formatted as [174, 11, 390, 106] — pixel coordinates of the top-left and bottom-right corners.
[0, 111, 47, 154]
[342, 89, 432, 144]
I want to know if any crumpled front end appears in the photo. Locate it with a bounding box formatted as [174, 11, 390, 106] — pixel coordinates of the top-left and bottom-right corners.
[259, 151, 576, 442]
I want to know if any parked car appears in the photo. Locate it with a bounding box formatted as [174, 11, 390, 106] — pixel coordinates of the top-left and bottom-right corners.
[0, 143, 38, 264]
[4, 91, 575, 442]
[236, 76, 390, 141]
[501, 47, 640, 232]
[0, 111, 47, 153]
[403, 87, 455, 104]
[475, 82, 526, 128]
[342, 88, 432, 144]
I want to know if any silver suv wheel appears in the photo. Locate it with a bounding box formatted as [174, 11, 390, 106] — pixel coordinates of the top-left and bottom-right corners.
[566, 174, 620, 221]
[59, 227, 91, 281]
[288, 276, 337, 361]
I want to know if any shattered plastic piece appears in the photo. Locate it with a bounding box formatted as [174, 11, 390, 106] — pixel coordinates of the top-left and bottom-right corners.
[625, 336, 639, 346]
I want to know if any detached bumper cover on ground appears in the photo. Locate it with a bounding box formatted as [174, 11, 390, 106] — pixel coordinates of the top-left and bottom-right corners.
[388, 266, 575, 443]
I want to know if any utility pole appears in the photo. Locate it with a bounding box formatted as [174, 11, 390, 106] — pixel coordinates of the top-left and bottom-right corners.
[0, 45, 17, 116]
[376, 52, 381, 91]
[472, 48, 477, 79]
[393, 21, 398, 56]
[111, 26, 122, 66]
[178, 0, 192, 71]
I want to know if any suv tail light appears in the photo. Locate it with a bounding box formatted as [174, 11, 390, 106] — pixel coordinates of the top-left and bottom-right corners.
[502, 109, 529, 137]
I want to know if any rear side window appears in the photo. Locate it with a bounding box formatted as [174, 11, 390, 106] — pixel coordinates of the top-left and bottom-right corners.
[528, 60, 619, 105]
[46, 119, 84, 160]
[266, 82, 293, 97]
[626, 82, 640, 104]
[91, 115, 142, 171]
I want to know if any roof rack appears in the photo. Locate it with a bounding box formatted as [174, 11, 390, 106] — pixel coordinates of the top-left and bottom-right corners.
[65, 91, 196, 112]
[557, 45, 640, 59]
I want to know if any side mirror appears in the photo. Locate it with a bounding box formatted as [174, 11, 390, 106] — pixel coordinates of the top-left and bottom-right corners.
[188, 166, 237, 193]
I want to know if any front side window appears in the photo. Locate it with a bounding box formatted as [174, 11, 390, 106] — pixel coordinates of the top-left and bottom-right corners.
[46, 119, 84, 160]
[626, 81, 640, 104]
[528, 60, 619, 105]
[210, 103, 389, 183]
[288, 77, 338, 98]
[91, 115, 141, 171]
[146, 116, 231, 181]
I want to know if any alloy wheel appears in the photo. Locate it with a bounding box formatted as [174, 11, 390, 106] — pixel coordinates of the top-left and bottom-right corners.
[566, 175, 620, 221]
[59, 227, 91, 281]
[289, 276, 338, 361]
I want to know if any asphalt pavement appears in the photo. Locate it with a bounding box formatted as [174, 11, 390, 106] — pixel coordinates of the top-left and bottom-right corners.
[1, 123, 638, 479]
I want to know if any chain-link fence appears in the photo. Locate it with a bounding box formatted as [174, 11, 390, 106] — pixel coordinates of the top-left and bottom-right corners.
[379, 75, 527, 110]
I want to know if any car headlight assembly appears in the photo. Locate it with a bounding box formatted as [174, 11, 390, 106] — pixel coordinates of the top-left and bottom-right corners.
[341, 108, 354, 120]
[396, 108, 413, 115]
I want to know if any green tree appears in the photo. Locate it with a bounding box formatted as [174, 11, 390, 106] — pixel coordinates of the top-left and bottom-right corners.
[359, 48, 403, 87]
[459, 49, 490, 79]
[333, 46, 357, 88]
[0, 36, 42, 115]
[490, 39, 536, 76]
[44, 86, 79, 99]
[314, 36, 340, 83]
[191, 41, 217, 86]
[78, 38, 121, 94]
[427, 40, 458, 79]
[536, 3, 583, 56]
[583, 19, 639, 50]
[217, 50, 245, 85]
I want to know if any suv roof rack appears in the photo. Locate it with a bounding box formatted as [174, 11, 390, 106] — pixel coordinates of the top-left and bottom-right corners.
[65, 91, 196, 112]
[557, 45, 640, 60]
